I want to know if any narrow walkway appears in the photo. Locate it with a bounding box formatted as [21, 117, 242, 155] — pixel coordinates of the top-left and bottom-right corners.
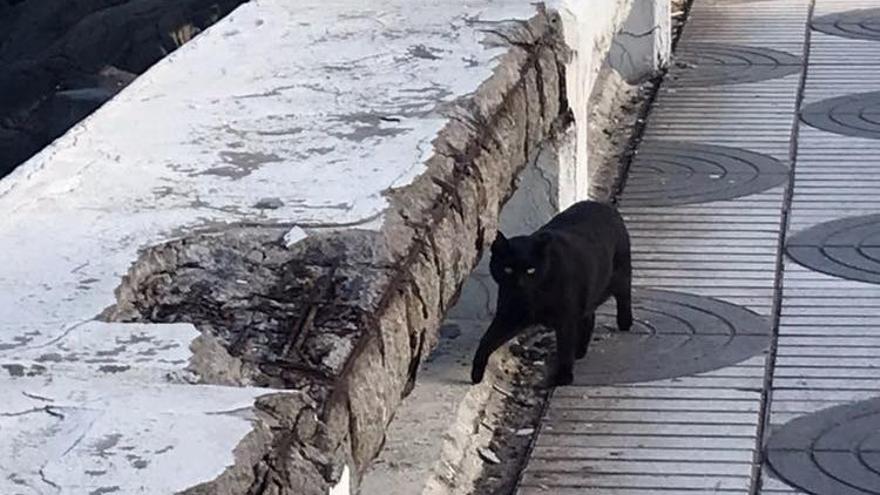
[516, 0, 880, 492]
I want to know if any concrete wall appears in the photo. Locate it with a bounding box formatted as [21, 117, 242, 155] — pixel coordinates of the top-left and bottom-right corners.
[0, 1, 669, 494]
[609, 0, 673, 83]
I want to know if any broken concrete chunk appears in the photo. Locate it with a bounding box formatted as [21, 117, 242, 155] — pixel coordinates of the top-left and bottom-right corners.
[478, 446, 502, 465]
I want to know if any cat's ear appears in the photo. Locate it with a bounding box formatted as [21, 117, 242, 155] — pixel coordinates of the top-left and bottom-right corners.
[491, 231, 509, 253]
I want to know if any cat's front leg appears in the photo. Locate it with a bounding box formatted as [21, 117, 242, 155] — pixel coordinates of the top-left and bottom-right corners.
[552, 321, 578, 386]
[576, 313, 595, 360]
[471, 317, 521, 384]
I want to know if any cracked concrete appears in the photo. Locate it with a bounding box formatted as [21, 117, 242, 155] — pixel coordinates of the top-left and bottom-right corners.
[0, 0, 600, 495]
[0, 376, 280, 494]
[0, 0, 615, 493]
[608, 0, 672, 82]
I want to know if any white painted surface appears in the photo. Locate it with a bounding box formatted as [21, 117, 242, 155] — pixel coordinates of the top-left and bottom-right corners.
[555, 0, 634, 204]
[0, 0, 518, 352]
[0, 376, 268, 495]
[0, 0, 626, 492]
[330, 466, 351, 495]
[3, 321, 197, 382]
[609, 0, 672, 82]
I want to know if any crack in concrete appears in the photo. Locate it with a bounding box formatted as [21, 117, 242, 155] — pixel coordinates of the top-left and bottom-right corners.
[0, 406, 51, 417]
[39, 467, 61, 493]
[611, 38, 639, 74]
[45, 407, 65, 419]
[620, 25, 662, 38]
[70, 261, 90, 274]
[26, 319, 92, 351]
[60, 416, 99, 460]
[290, 212, 387, 230]
[532, 148, 558, 211]
[22, 391, 55, 402]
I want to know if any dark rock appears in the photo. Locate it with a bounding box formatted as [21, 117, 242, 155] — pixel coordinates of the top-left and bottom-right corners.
[41, 88, 117, 137]
[0, 0, 249, 177]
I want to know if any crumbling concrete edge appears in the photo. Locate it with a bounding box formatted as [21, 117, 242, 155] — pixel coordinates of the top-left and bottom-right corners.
[96, 6, 579, 495]
[307, 10, 575, 492]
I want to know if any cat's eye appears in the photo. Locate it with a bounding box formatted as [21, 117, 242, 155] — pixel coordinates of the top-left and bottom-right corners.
[504, 267, 513, 274]
[526, 267, 536, 275]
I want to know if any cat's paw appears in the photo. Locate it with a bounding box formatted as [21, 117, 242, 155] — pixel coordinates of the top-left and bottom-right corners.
[471, 366, 485, 384]
[552, 369, 574, 386]
[575, 345, 588, 360]
[617, 315, 633, 332]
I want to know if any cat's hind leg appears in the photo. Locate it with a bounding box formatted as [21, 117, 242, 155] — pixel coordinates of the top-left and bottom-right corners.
[576, 312, 595, 359]
[612, 246, 633, 332]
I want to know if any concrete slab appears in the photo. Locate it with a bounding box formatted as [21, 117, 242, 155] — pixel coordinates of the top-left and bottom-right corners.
[0, 376, 273, 495]
[0, 0, 607, 492]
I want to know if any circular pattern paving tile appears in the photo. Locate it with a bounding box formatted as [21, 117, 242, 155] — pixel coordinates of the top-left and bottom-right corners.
[573, 289, 770, 385]
[813, 8, 880, 42]
[765, 397, 880, 494]
[669, 43, 802, 87]
[801, 91, 880, 140]
[623, 141, 789, 206]
[786, 214, 880, 285]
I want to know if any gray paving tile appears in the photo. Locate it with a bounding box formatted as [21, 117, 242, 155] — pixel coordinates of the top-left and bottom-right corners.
[530, 446, 756, 462]
[525, 459, 755, 476]
[520, 473, 752, 491]
[520, 489, 749, 495]
[811, 8, 880, 43]
[532, 432, 759, 450]
[772, 389, 880, 402]
[549, 397, 762, 412]
[553, 385, 762, 400]
[765, 397, 880, 494]
[545, 409, 761, 425]
[516, 0, 818, 491]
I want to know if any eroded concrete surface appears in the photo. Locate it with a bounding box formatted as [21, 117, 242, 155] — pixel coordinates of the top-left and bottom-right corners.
[0, 0, 603, 493]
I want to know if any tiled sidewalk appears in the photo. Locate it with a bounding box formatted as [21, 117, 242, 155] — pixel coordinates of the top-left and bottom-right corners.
[762, 0, 880, 494]
[517, 0, 877, 492]
[519, 0, 880, 495]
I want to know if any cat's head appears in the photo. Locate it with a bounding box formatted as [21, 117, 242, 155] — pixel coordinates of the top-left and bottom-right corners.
[488, 231, 552, 291]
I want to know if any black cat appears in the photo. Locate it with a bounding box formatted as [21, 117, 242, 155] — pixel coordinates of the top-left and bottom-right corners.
[471, 200, 632, 386]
